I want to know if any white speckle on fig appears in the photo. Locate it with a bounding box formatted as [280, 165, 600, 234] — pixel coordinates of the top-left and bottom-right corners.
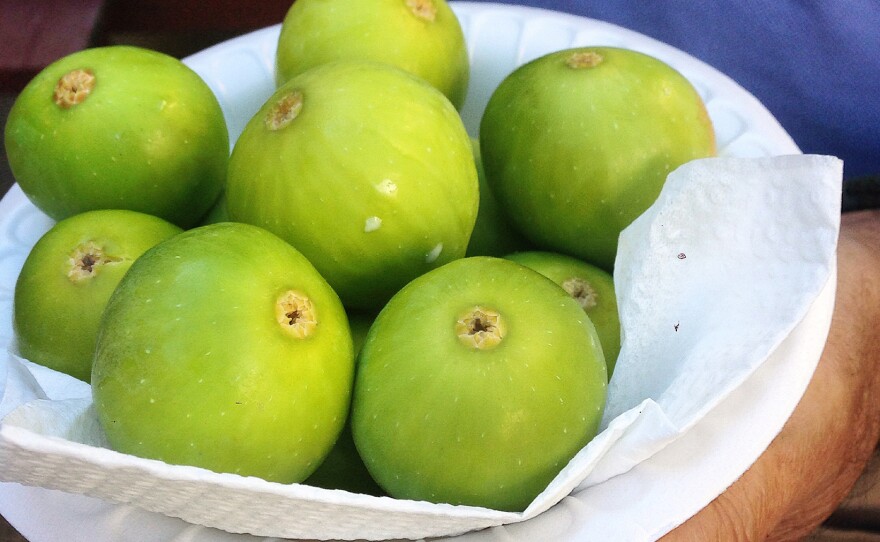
[425, 242, 443, 263]
[364, 216, 383, 232]
[375, 179, 398, 196]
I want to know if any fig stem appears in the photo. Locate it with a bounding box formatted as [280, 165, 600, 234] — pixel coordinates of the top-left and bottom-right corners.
[456, 306, 505, 350]
[406, 0, 437, 22]
[566, 51, 604, 69]
[562, 277, 599, 310]
[67, 241, 123, 282]
[266, 90, 304, 131]
[54, 69, 96, 109]
[276, 290, 317, 339]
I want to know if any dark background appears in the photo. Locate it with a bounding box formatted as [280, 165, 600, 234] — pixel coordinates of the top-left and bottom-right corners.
[1, 0, 294, 199]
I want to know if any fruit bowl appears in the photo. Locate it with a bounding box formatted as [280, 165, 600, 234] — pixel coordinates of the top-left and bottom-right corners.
[0, 3, 840, 541]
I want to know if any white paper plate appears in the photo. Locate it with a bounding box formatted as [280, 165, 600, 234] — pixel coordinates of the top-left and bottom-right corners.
[0, 2, 832, 541]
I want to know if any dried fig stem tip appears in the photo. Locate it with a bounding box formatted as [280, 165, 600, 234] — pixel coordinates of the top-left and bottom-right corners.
[562, 277, 598, 310]
[54, 69, 96, 109]
[265, 90, 304, 131]
[566, 51, 604, 69]
[406, 0, 437, 22]
[456, 306, 505, 350]
[276, 290, 317, 339]
[67, 241, 122, 282]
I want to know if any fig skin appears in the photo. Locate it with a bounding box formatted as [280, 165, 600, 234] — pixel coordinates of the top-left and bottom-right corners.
[505, 250, 620, 376]
[227, 61, 478, 310]
[4, 46, 229, 229]
[480, 47, 716, 270]
[200, 191, 229, 225]
[352, 256, 607, 511]
[465, 138, 533, 257]
[304, 310, 385, 496]
[275, 0, 469, 109]
[304, 418, 385, 496]
[13, 210, 182, 382]
[92, 222, 355, 484]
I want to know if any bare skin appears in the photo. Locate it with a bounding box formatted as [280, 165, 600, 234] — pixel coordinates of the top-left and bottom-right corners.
[662, 209, 880, 541]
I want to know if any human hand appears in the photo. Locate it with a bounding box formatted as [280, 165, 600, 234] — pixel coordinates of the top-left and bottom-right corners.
[662, 209, 880, 541]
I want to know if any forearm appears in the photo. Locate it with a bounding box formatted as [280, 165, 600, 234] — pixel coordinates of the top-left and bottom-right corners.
[663, 210, 880, 541]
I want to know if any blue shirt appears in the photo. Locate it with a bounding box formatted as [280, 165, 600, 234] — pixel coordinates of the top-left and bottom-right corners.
[470, 1, 880, 179]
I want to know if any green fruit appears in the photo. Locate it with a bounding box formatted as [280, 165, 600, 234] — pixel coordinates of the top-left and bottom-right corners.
[13, 210, 182, 382]
[304, 419, 385, 496]
[227, 61, 478, 310]
[480, 47, 716, 270]
[4, 46, 229, 228]
[275, 0, 469, 109]
[200, 191, 230, 225]
[504, 251, 620, 376]
[466, 138, 532, 257]
[304, 310, 384, 495]
[352, 257, 607, 511]
[347, 310, 376, 354]
[92, 222, 354, 483]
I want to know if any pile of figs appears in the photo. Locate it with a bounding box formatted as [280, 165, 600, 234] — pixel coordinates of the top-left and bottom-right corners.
[4, 0, 715, 512]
